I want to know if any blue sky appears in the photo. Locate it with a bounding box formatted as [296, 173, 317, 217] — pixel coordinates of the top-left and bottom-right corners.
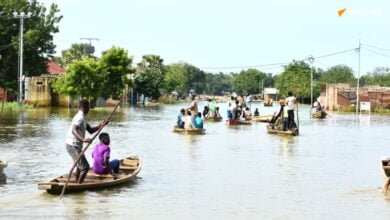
[41, 0, 389, 76]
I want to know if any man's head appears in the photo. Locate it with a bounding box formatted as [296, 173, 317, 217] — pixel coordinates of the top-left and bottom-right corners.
[180, 108, 185, 114]
[191, 94, 197, 100]
[99, 132, 110, 145]
[79, 99, 90, 114]
[197, 112, 202, 117]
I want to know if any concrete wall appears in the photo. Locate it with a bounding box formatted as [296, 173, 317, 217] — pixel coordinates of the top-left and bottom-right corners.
[25, 77, 51, 107]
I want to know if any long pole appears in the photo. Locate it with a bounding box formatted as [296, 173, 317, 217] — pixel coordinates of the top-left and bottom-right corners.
[356, 41, 361, 115]
[18, 17, 24, 110]
[310, 65, 313, 118]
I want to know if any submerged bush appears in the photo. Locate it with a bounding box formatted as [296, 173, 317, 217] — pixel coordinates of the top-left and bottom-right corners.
[0, 102, 34, 111]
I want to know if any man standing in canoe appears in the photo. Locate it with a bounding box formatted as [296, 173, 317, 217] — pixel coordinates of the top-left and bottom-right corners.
[65, 99, 107, 184]
[187, 94, 198, 128]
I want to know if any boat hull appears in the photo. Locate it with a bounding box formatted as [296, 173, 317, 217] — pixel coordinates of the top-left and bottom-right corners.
[38, 156, 141, 194]
[173, 126, 205, 134]
[252, 115, 273, 123]
[312, 111, 326, 119]
[227, 119, 252, 125]
[266, 125, 298, 136]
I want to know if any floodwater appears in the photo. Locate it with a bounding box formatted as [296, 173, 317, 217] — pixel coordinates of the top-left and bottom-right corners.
[1, 102, 390, 219]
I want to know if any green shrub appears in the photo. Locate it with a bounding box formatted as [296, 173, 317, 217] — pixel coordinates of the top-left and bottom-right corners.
[0, 102, 34, 111]
[157, 95, 177, 104]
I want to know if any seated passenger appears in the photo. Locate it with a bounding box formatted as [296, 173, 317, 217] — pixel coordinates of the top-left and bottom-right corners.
[195, 112, 204, 129]
[254, 108, 260, 117]
[177, 108, 185, 128]
[92, 133, 120, 177]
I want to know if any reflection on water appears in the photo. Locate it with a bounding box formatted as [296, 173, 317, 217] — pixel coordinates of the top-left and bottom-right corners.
[1, 103, 390, 218]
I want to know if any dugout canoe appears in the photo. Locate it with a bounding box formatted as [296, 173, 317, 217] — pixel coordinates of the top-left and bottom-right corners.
[204, 116, 223, 122]
[173, 125, 205, 134]
[252, 115, 273, 123]
[266, 125, 299, 136]
[227, 119, 252, 125]
[312, 110, 326, 119]
[38, 156, 141, 194]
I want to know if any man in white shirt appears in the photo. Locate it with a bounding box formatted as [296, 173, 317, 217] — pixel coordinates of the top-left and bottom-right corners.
[285, 91, 296, 130]
[65, 99, 107, 184]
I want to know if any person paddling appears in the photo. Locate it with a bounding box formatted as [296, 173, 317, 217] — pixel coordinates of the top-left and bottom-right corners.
[65, 99, 107, 184]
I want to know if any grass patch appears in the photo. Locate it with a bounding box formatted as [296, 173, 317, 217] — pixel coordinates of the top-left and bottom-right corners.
[157, 95, 178, 104]
[0, 101, 34, 111]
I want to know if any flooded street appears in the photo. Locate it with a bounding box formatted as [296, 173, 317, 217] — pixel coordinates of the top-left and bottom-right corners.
[1, 102, 390, 219]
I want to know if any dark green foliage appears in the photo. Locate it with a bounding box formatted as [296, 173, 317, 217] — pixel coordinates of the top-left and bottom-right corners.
[320, 64, 356, 84]
[98, 47, 133, 99]
[275, 60, 312, 98]
[0, 0, 62, 91]
[204, 72, 234, 95]
[233, 68, 267, 95]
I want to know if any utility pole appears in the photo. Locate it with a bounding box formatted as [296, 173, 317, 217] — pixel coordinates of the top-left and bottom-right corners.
[308, 56, 315, 118]
[80, 37, 99, 56]
[13, 11, 31, 111]
[356, 40, 361, 115]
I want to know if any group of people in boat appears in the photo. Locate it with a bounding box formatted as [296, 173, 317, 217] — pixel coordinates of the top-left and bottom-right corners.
[65, 100, 120, 184]
[177, 94, 204, 129]
[202, 99, 222, 120]
[227, 95, 256, 121]
[268, 91, 298, 131]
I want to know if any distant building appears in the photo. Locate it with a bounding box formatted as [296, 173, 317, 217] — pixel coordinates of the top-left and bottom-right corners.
[320, 83, 390, 111]
[264, 88, 279, 101]
[24, 60, 69, 107]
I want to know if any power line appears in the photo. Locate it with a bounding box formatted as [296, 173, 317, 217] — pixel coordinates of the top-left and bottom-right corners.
[361, 43, 390, 52]
[201, 47, 358, 70]
[201, 61, 289, 70]
[362, 46, 390, 58]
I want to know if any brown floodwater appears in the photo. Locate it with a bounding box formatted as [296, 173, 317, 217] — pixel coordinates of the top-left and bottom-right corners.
[1, 102, 390, 219]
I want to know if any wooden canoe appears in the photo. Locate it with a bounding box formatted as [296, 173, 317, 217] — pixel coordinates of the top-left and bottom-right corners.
[264, 102, 273, 107]
[382, 158, 390, 178]
[312, 110, 326, 119]
[173, 125, 205, 134]
[227, 119, 252, 125]
[252, 115, 273, 122]
[266, 125, 299, 136]
[204, 116, 223, 122]
[38, 156, 141, 194]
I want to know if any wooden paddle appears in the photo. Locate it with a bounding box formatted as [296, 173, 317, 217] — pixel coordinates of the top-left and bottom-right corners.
[59, 96, 125, 198]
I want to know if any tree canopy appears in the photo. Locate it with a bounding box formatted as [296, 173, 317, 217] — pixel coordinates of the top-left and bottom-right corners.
[0, 0, 62, 92]
[98, 47, 133, 99]
[233, 68, 267, 95]
[320, 64, 356, 84]
[275, 60, 312, 98]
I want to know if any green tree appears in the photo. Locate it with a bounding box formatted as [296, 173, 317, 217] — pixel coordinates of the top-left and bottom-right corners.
[98, 47, 133, 99]
[320, 64, 356, 84]
[184, 64, 206, 94]
[204, 72, 234, 95]
[360, 67, 390, 86]
[163, 63, 187, 94]
[0, 0, 62, 92]
[52, 57, 102, 100]
[275, 60, 312, 98]
[233, 68, 266, 95]
[134, 55, 165, 101]
[59, 43, 91, 67]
